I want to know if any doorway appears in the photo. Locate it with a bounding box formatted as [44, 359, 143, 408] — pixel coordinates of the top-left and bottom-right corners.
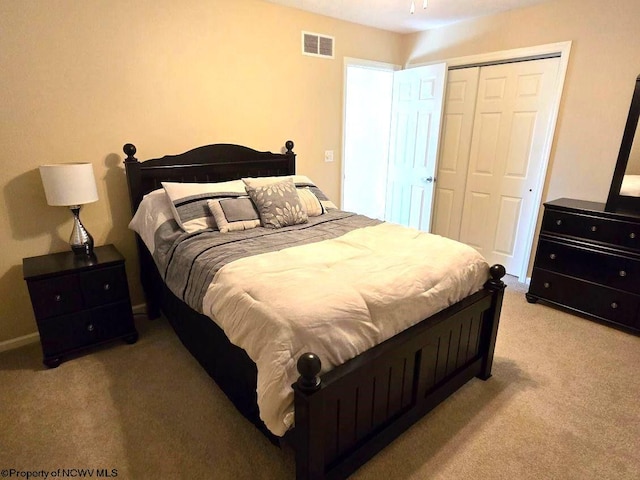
[341, 59, 395, 219]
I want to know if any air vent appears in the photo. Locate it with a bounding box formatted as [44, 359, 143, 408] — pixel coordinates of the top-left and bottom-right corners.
[302, 31, 334, 59]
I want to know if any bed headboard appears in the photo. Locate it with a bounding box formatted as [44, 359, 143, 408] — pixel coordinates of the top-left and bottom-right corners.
[123, 140, 296, 214]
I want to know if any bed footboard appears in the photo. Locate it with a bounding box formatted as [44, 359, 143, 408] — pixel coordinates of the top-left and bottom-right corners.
[291, 265, 506, 480]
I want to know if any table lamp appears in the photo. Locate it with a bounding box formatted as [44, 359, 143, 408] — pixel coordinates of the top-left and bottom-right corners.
[39, 162, 99, 256]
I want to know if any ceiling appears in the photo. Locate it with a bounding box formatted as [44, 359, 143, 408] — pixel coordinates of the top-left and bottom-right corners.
[263, 0, 553, 34]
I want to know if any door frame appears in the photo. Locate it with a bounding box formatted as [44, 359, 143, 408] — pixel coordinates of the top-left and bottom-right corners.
[409, 41, 572, 283]
[341, 57, 401, 210]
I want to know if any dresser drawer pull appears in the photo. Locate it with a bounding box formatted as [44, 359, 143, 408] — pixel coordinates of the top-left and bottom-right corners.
[103, 283, 111, 291]
[590, 225, 598, 232]
[619, 270, 627, 277]
[543, 282, 551, 289]
[54, 294, 62, 302]
[555, 219, 562, 226]
[549, 253, 556, 260]
[87, 323, 95, 332]
[631, 233, 637, 239]
[611, 302, 618, 309]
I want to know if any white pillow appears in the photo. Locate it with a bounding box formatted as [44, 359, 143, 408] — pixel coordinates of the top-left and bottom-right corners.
[162, 180, 247, 233]
[128, 189, 174, 253]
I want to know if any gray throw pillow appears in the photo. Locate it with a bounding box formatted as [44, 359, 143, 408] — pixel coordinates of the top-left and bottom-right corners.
[207, 197, 261, 233]
[245, 179, 308, 229]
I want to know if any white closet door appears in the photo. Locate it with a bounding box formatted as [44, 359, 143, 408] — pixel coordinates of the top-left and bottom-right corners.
[432, 67, 480, 239]
[385, 63, 447, 231]
[459, 57, 561, 273]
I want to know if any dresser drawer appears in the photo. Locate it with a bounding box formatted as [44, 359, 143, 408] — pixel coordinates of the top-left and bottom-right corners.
[529, 269, 639, 327]
[27, 274, 83, 319]
[80, 265, 129, 308]
[542, 210, 640, 251]
[535, 239, 640, 294]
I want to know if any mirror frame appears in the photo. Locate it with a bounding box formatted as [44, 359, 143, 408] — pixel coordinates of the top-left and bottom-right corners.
[606, 74, 640, 213]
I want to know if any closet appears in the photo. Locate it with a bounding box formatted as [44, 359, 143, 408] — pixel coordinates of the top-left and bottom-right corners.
[432, 57, 561, 276]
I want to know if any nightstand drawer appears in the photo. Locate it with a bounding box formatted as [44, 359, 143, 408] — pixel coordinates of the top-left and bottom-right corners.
[535, 239, 640, 294]
[542, 210, 640, 251]
[72, 302, 135, 348]
[80, 266, 129, 307]
[529, 269, 640, 327]
[38, 302, 135, 355]
[27, 274, 83, 319]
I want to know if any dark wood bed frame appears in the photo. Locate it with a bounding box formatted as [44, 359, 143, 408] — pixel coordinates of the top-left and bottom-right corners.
[123, 140, 506, 480]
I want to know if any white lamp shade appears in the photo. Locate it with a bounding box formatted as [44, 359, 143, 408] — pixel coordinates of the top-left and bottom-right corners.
[39, 163, 99, 206]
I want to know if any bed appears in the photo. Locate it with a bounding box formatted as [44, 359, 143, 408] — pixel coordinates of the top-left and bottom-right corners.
[123, 140, 506, 480]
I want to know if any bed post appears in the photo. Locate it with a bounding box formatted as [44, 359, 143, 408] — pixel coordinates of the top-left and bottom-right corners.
[123, 143, 162, 319]
[292, 352, 325, 480]
[123, 143, 142, 214]
[478, 264, 506, 380]
[285, 140, 296, 174]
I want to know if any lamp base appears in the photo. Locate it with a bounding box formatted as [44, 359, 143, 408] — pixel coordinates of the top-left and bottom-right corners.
[69, 206, 94, 256]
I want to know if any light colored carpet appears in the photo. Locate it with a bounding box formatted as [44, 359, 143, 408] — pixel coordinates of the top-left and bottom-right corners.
[1, 277, 639, 479]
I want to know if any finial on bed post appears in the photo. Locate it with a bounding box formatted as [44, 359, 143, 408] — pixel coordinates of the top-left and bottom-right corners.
[123, 143, 137, 162]
[486, 264, 506, 290]
[285, 140, 294, 154]
[296, 352, 322, 392]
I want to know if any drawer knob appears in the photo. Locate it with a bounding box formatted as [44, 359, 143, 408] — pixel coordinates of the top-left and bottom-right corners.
[87, 323, 95, 332]
[619, 270, 627, 277]
[543, 282, 551, 288]
[556, 219, 562, 226]
[549, 253, 556, 260]
[590, 225, 598, 232]
[103, 283, 111, 291]
[631, 233, 637, 239]
[54, 294, 62, 302]
[611, 302, 618, 309]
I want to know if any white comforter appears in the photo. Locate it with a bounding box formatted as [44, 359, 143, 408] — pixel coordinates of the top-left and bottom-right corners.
[202, 222, 489, 436]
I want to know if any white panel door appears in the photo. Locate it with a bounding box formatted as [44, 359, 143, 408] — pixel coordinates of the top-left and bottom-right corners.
[432, 67, 480, 240]
[385, 63, 447, 231]
[459, 57, 561, 273]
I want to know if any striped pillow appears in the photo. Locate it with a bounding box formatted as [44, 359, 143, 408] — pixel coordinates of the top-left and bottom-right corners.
[162, 180, 247, 233]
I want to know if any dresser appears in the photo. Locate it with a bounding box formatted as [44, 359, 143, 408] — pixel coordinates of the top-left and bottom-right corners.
[23, 244, 138, 367]
[526, 198, 640, 332]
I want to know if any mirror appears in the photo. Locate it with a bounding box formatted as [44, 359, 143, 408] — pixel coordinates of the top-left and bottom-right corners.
[606, 74, 640, 213]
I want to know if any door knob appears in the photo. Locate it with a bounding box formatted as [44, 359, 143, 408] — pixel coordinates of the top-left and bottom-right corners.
[421, 176, 435, 183]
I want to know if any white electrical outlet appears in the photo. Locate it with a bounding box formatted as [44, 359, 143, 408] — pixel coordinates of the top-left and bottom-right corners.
[324, 150, 334, 162]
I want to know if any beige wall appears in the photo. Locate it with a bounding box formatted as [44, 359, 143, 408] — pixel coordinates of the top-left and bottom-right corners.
[0, 0, 402, 343]
[403, 0, 640, 204]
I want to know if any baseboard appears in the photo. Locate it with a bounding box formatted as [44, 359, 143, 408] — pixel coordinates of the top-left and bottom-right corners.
[0, 332, 40, 353]
[132, 303, 147, 316]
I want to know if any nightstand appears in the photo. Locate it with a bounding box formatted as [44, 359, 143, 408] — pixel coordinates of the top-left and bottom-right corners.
[23, 244, 138, 367]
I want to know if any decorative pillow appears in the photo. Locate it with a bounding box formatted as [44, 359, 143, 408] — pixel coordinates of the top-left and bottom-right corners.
[242, 175, 338, 212]
[162, 180, 247, 233]
[245, 179, 308, 229]
[207, 197, 261, 233]
[296, 187, 323, 217]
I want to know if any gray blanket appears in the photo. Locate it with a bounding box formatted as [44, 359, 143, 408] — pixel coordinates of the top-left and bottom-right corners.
[152, 210, 382, 312]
